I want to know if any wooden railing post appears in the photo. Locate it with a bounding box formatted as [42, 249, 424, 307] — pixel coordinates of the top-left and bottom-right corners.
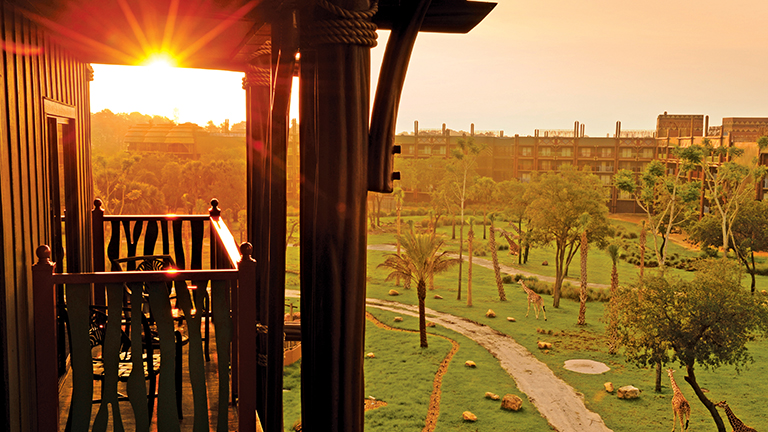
[237, 242, 257, 432]
[31, 245, 58, 432]
[92, 199, 105, 305]
[209, 199, 220, 270]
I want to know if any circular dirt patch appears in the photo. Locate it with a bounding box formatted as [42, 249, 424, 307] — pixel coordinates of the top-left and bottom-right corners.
[563, 359, 610, 374]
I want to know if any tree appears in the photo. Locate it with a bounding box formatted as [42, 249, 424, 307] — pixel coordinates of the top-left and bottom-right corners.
[378, 228, 460, 347]
[679, 139, 768, 255]
[470, 176, 497, 239]
[496, 179, 532, 264]
[488, 214, 507, 301]
[689, 199, 768, 292]
[605, 243, 620, 354]
[393, 187, 405, 286]
[577, 214, 589, 326]
[615, 260, 768, 431]
[524, 166, 609, 307]
[614, 158, 700, 269]
[447, 137, 486, 300]
[467, 218, 475, 307]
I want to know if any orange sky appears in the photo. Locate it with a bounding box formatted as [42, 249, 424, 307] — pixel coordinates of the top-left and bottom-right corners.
[90, 0, 768, 136]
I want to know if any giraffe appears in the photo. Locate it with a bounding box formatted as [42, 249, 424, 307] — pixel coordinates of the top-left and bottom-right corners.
[518, 280, 546, 320]
[715, 401, 757, 432]
[667, 369, 691, 432]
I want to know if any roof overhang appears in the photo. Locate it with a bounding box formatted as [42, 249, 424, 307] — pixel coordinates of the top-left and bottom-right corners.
[11, 0, 495, 72]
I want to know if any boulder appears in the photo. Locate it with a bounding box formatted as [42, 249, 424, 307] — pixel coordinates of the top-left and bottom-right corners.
[604, 382, 614, 393]
[393, 317, 403, 322]
[537, 341, 552, 350]
[462, 411, 477, 422]
[365, 352, 375, 359]
[465, 360, 477, 368]
[434, 294, 443, 299]
[485, 392, 500, 400]
[506, 317, 516, 322]
[617, 385, 640, 399]
[388, 289, 399, 296]
[426, 321, 436, 327]
[542, 261, 549, 266]
[762, 289, 767, 296]
[500, 394, 523, 411]
[486, 309, 496, 318]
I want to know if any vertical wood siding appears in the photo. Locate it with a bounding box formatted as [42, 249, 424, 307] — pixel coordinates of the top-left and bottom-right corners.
[0, 3, 92, 430]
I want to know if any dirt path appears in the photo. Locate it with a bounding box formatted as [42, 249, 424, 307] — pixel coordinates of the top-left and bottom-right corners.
[367, 244, 610, 289]
[365, 312, 459, 432]
[365, 298, 613, 432]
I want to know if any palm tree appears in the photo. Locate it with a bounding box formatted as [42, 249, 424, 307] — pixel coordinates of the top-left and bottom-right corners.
[639, 220, 646, 280]
[488, 214, 507, 301]
[606, 243, 620, 354]
[379, 229, 459, 347]
[577, 214, 590, 326]
[394, 187, 405, 286]
[467, 218, 475, 307]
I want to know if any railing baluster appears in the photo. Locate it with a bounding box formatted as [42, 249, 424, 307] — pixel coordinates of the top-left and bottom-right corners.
[211, 278, 233, 432]
[174, 279, 209, 430]
[31, 246, 58, 432]
[172, 219, 186, 269]
[237, 243, 257, 432]
[126, 280, 151, 432]
[92, 199, 106, 305]
[144, 220, 159, 255]
[146, 281, 182, 432]
[92, 282, 127, 432]
[107, 220, 121, 271]
[65, 283, 93, 432]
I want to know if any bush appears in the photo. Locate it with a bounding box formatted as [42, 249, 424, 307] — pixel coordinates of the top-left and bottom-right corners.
[498, 244, 509, 251]
[502, 275, 514, 284]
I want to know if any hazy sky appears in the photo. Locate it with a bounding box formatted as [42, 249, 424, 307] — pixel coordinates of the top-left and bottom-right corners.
[90, 0, 768, 136]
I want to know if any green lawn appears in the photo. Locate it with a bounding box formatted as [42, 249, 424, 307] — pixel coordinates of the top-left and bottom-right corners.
[365, 250, 768, 431]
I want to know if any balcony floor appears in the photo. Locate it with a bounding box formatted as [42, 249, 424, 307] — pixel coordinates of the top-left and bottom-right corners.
[57, 320, 238, 431]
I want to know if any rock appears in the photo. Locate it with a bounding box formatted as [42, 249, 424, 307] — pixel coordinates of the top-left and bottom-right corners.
[434, 294, 443, 299]
[465, 360, 477, 368]
[617, 385, 640, 399]
[365, 352, 375, 359]
[485, 392, 500, 400]
[537, 341, 552, 350]
[485, 309, 496, 318]
[388, 289, 399, 296]
[462, 411, 477, 422]
[762, 289, 767, 296]
[604, 382, 614, 393]
[426, 321, 436, 327]
[507, 317, 516, 322]
[500, 394, 523, 411]
[393, 317, 403, 322]
[542, 261, 548, 266]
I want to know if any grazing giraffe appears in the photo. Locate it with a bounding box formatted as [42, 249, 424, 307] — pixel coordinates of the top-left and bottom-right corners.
[715, 401, 757, 432]
[667, 369, 691, 432]
[518, 280, 547, 320]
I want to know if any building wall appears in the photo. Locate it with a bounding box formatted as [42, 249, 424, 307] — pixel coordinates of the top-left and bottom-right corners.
[0, 4, 92, 430]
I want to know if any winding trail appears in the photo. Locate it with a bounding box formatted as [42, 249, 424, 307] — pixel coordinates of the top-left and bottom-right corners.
[365, 312, 459, 432]
[365, 299, 613, 432]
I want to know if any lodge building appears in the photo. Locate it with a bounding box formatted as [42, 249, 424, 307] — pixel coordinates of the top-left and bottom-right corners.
[393, 113, 768, 213]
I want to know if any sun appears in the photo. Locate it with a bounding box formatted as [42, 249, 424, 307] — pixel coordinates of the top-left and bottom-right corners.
[144, 53, 176, 68]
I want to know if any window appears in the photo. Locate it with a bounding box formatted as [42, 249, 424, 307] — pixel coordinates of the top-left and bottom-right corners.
[560, 147, 573, 157]
[436, 146, 446, 155]
[620, 148, 633, 158]
[600, 147, 613, 158]
[407, 145, 415, 154]
[618, 190, 632, 200]
[418, 146, 431, 155]
[599, 162, 613, 173]
[538, 147, 552, 156]
[521, 173, 532, 183]
[539, 160, 552, 170]
[580, 147, 592, 157]
[641, 148, 654, 158]
[600, 175, 612, 185]
[520, 147, 532, 156]
[519, 160, 533, 170]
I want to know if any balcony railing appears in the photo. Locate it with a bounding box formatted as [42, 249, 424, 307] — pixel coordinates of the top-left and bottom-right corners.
[33, 199, 260, 432]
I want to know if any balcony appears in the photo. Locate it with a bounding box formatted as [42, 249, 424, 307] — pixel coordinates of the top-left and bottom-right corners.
[34, 199, 272, 431]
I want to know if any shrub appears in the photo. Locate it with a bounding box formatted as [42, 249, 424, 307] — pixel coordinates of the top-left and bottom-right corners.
[502, 275, 514, 284]
[498, 244, 509, 251]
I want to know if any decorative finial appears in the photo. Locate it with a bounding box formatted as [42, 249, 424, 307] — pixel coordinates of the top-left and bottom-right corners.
[35, 245, 51, 264]
[209, 198, 221, 218]
[239, 242, 253, 259]
[94, 198, 103, 210]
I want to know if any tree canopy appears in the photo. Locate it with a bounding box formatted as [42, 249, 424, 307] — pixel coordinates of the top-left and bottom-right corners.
[524, 165, 609, 307]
